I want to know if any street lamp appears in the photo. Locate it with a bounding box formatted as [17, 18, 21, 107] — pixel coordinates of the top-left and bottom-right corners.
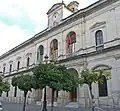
[42, 55, 49, 111]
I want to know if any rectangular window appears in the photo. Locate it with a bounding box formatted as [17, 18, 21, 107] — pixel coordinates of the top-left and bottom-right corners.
[9, 64, 12, 72]
[27, 57, 30, 67]
[53, 50, 58, 60]
[40, 55, 43, 61]
[17, 61, 20, 70]
[3, 67, 5, 74]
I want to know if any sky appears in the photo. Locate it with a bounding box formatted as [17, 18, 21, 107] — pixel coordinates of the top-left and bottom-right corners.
[0, 0, 97, 55]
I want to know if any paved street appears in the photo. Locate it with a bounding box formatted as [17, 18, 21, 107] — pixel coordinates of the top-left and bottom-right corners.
[1, 103, 120, 111]
[2, 103, 90, 111]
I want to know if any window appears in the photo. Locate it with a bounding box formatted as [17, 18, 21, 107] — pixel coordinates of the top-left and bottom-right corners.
[9, 64, 12, 73]
[98, 75, 108, 97]
[95, 30, 104, 50]
[27, 57, 30, 67]
[17, 61, 20, 70]
[50, 39, 58, 59]
[3, 67, 5, 74]
[37, 45, 44, 62]
[66, 31, 76, 55]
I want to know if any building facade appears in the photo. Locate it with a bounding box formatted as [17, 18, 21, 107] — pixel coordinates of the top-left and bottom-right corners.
[0, 0, 120, 107]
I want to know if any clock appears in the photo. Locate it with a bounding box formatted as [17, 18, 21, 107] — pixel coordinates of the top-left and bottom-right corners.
[52, 12, 59, 22]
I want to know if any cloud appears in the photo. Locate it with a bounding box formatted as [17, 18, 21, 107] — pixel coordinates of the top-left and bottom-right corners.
[0, 22, 30, 55]
[0, 0, 97, 55]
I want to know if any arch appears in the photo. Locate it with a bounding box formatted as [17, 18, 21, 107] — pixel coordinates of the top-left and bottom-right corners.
[37, 45, 44, 61]
[92, 64, 112, 71]
[67, 68, 78, 102]
[67, 68, 78, 77]
[66, 31, 76, 54]
[98, 75, 108, 97]
[50, 39, 58, 59]
[92, 64, 111, 97]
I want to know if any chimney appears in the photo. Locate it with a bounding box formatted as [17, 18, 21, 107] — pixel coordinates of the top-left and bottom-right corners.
[67, 1, 79, 13]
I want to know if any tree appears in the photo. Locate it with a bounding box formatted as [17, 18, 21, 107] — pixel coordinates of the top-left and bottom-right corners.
[79, 69, 111, 111]
[0, 76, 10, 96]
[33, 63, 61, 111]
[12, 74, 35, 111]
[33, 63, 77, 111]
[12, 76, 18, 97]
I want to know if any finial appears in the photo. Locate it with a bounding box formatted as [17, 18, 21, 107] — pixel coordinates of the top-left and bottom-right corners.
[62, 0, 64, 3]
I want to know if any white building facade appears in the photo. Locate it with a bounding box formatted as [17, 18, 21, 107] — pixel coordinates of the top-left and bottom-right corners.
[0, 0, 120, 107]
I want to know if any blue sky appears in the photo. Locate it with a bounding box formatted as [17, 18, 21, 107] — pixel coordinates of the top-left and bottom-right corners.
[0, 0, 97, 55]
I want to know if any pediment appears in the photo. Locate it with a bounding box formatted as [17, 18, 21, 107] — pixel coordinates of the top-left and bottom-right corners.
[9, 60, 13, 64]
[90, 21, 106, 30]
[26, 52, 32, 57]
[47, 3, 64, 15]
[3, 63, 6, 66]
[16, 56, 21, 60]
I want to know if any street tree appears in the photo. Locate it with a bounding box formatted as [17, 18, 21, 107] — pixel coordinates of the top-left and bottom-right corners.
[0, 76, 10, 96]
[11, 76, 18, 97]
[12, 74, 35, 111]
[79, 69, 111, 111]
[33, 63, 78, 111]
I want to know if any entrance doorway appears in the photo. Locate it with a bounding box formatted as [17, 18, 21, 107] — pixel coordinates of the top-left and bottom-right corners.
[67, 68, 78, 102]
[70, 87, 77, 102]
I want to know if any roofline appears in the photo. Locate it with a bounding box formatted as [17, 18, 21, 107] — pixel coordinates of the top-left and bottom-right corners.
[0, 0, 118, 60]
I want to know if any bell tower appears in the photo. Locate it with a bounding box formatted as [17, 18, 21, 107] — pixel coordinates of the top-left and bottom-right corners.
[47, 1, 79, 28]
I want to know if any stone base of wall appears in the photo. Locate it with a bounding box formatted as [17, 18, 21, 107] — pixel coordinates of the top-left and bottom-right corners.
[0, 97, 35, 104]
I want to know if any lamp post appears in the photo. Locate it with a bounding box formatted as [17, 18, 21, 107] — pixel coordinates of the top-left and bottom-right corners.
[42, 55, 49, 111]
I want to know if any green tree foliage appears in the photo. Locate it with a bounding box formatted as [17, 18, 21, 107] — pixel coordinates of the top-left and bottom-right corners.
[79, 69, 111, 111]
[33, 63, 77, 111]
[12, 74, 35, 111]
[0, 76, 10, 96]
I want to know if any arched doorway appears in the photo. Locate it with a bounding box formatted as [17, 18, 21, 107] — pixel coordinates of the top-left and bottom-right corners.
[98, 75, 108, 97]
[92, 64, 111, 97]
[67, 68, 78, 102]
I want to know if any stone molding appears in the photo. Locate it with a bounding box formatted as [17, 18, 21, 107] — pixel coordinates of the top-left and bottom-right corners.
[90, 21, 106, 30]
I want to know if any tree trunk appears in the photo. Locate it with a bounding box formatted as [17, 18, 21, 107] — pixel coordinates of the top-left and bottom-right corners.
[89, 84, 94, 111]
[23, 91, 28, 111]
[51, 89, 55, 111]
[0, 91, 2, 97]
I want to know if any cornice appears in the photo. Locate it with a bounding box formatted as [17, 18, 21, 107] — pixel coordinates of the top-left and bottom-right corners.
[59, 44, 120, 63]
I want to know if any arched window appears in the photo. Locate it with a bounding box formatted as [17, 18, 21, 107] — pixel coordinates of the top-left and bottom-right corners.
[98, 75, 108, 97]
[27, 57, 30, 67]
[66, 31, 76, 55]
[50, 39, 58, 59]
[37, 45, 44, 62]
[95, 30, 104, 50]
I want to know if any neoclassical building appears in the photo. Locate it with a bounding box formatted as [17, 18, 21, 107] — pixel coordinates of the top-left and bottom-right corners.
[0, 0, 120, 107]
